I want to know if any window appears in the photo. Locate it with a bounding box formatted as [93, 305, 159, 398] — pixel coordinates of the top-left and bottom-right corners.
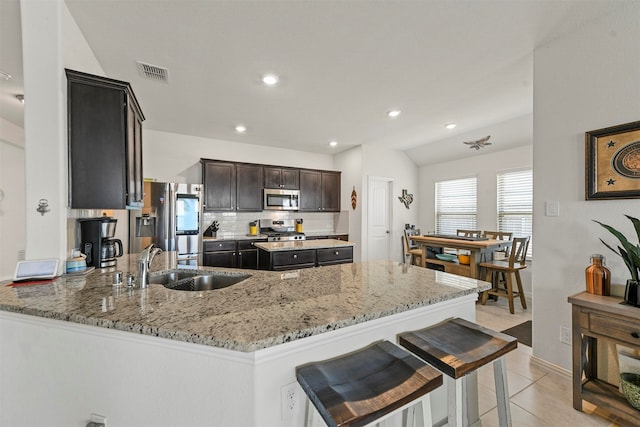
[497, 169, 533, 256]
[435, 177, 477, 234]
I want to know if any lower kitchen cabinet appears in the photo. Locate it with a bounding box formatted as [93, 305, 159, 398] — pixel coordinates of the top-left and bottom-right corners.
[236, 239, 266, 269]
[203, 240, 237, 267]
[202, 239, 266, 269]
[317, 246, 353, 266]
[258, 248, 317, 271]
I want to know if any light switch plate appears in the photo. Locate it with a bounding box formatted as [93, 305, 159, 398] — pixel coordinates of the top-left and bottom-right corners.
[545, 200, 560, 217]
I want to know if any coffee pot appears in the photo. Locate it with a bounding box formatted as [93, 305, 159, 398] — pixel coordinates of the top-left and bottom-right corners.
[79, 217, 124, 268]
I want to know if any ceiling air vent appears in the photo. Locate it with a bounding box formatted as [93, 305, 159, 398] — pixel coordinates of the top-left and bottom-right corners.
[136, 61, 169, 83]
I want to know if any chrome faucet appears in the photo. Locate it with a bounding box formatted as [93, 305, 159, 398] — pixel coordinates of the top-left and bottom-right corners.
[139, 244, 163, 289]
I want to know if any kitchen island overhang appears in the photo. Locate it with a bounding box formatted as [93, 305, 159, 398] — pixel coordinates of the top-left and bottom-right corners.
[0, 254, 490, 426]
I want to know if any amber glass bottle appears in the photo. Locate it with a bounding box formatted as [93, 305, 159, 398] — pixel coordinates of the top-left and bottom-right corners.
[585, 254, 611, 296]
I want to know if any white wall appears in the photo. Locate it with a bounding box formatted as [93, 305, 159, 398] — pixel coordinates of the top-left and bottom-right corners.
[0, 118, 25, 280]
[335, 145, 363, 261]
[143, 129, 334, 184]
[361, 145, 419, 262]
[418, 144, 533, 232]
[532, 3, 640, 371]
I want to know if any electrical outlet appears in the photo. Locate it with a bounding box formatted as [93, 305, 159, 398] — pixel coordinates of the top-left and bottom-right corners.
[281, 382, 301, 421]
[560, 326, 571, 345]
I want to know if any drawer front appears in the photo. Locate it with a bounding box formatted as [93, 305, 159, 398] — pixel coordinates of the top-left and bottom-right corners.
[238, 239, 267, 250]
[317, 247, 353, 263]
[272, 249, 316, 267]
[204, 240, 237, 251]
[589, 312, 640, 346]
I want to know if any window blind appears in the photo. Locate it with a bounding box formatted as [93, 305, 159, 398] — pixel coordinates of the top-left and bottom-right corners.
[435, 177, 477, 234]
[497, 169, 533, 257]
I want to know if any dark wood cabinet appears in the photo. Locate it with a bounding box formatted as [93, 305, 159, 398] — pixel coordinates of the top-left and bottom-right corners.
[258, 248, 317, 271]
[202, 239, 266, 269]
[317, 246, 353, 266]
[202, 159, 340, 213]
[66, 69, 144, 209]
[202, 160, 236, 211]
[201, 160, 262, 212]
[203, 240, 237, 267]
[236, 164, 263, 211]
[264, 167, 299, 189]
[299, 170, 341, 212]
[237, 239, 266, 269]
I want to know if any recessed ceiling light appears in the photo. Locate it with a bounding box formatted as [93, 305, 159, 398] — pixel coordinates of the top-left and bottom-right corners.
[387, 110, 401, 118]
[262, 74, 279, 86]
[329, 140, 338, 147]
[0, 70, 11, 80]
[445, 123, 457, 129]
[235, 125, 247, 133]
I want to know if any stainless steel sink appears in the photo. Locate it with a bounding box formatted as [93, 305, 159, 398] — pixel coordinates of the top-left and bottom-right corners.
[149, 270, 251, 291]
[148, 270, 200, 285]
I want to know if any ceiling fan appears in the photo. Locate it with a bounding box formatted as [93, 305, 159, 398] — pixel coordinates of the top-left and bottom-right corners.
[463, 135, 492, 150]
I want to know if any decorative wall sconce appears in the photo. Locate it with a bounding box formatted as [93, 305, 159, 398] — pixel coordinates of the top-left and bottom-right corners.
[351, 186, 357, 210]
[398, 189, 413, 209]
[36, 199, 50, 216]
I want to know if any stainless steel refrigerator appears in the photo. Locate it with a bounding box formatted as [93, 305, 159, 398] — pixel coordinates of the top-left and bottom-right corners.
[129, 182, 202, 266]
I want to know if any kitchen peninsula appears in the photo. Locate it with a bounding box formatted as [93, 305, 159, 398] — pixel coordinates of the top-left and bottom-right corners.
[0, 253, 489, 426]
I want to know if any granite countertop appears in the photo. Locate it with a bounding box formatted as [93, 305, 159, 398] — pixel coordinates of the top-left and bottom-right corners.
[0, 253, 489, 352]
[254, 239, 354, 252]
[202, 231, 346, 241]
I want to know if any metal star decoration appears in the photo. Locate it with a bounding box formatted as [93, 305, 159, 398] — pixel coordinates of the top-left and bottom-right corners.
[463, 135, 492, 150]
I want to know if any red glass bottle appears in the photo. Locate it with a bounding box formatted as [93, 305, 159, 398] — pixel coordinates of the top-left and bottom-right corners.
[585, 254, 611, 296]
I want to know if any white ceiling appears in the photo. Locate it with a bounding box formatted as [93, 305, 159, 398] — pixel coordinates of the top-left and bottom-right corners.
[0, 0, 623, 165]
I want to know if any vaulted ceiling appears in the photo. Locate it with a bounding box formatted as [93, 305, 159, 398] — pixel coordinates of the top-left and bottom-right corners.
[0, 1, 622, 165]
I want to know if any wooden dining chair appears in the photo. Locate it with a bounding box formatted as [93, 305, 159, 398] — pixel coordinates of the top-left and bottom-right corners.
[403, 229, 423, 266]
[479, 236, 530, 314]
[482, 231, 513, 260]
[456, 229, 481, 237]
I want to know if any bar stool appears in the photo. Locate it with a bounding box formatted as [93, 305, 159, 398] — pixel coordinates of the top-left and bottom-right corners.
[296, 340, 443, 427]
[398, 318, 517, 427]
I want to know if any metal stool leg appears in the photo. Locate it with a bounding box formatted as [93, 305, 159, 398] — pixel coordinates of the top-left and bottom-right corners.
[493, 356, 512, 427]
[447, 375, 467, 427]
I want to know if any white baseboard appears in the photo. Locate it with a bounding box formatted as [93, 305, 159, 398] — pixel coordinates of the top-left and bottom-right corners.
[530, 354, 571, 379]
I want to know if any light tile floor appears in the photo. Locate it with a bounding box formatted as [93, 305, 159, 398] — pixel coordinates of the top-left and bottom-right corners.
[474, 297, 630, 427]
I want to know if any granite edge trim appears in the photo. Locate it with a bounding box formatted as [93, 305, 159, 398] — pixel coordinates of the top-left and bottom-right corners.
[0, 284, 487, 353]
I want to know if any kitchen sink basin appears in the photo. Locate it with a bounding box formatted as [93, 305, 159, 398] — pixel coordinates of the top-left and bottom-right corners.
[149, 270, 251, 291]
[148, 270, 200, 285]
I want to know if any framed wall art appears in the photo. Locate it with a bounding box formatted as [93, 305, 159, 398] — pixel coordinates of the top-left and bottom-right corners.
[585, 120, 640, 200]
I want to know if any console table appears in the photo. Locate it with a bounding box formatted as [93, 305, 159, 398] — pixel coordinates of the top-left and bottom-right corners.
[568, 291, 640, 424]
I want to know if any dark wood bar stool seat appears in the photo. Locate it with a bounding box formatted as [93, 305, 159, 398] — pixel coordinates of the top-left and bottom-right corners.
[296, 340, 443, 427]
[398, 318, 517, 427]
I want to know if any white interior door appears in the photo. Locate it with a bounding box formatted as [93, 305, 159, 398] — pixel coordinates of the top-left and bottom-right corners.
[367, 177, 392, 260]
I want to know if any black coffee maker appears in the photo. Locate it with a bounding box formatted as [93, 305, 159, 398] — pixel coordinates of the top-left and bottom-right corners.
[79, 217, 123, 268]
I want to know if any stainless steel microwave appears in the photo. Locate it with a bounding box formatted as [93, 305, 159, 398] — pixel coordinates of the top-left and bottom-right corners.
[263, 188, 300, 211]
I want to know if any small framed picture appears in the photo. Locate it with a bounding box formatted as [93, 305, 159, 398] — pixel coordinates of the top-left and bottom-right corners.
[585, 120, 640, 200]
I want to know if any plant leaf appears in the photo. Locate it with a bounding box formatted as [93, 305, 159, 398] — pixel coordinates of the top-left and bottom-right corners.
[625, 215, 640, 244]
[594, 219, 638, 279]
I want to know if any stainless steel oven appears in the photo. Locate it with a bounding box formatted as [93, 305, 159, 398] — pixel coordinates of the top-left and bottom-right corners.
[263, 188, 300, 211]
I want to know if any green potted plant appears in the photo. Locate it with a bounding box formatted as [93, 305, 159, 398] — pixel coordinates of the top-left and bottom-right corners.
[594, 215, 640, 306]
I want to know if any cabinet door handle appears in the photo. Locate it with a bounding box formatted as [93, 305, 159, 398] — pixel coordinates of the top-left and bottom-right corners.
[293, 254, 298, 259]
[335, 251, 339, 255]
[632, 332, 639, 339]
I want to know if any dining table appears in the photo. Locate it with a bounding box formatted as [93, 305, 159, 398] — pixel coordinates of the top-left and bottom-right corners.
[410, 234, 512, 279]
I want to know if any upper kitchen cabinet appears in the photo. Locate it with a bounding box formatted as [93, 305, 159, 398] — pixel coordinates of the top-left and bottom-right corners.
[66, 69, 145, 209]
[236, 163, 263, 211]
[299, 169, 341, 212]
[264, 166, 299, 190]
[201, 160, 236, 211]
[201, 159, 263, 211]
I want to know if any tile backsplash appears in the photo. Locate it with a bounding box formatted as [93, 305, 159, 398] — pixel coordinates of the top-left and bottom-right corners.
[202, 210, 349, 237]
